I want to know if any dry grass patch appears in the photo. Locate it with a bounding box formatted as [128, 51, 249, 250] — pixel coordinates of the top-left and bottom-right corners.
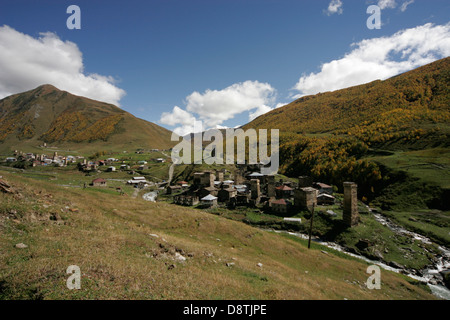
[0, 170, 436, 300]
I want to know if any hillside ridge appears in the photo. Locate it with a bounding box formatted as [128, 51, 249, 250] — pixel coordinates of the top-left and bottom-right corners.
[0, 85, 174, 153]
[243, 57, 450, 209]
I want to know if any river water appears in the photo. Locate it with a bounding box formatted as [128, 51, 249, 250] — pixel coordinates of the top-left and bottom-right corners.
[371, 212, 450, 300]
[265, 211, 450, 300]
[142, 191, 158, 202]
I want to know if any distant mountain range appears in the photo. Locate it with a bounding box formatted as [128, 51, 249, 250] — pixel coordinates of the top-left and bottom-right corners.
[0, 84, 174, 153]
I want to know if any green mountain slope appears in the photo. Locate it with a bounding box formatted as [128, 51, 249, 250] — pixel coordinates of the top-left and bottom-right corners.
[243, 57, 450, 210]
[0, 85, 174, 153]
[246, 57, 449, 143]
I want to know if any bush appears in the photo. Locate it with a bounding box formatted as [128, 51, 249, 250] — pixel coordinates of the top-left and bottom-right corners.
[13, 161, 31, 169]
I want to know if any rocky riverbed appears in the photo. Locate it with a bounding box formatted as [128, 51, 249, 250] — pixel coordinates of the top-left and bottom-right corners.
[266, 210, 450, 300]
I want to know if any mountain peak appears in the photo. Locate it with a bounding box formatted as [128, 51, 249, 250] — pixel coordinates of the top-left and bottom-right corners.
[34, 84, 60, 94]
[0, 85, 174, 152]
[37, 84, 58, 89]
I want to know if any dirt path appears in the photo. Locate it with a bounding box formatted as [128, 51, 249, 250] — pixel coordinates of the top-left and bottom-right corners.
[161, 151, 176, 185]
[131, 188, 139, 199]
[168, 163, 175, 184]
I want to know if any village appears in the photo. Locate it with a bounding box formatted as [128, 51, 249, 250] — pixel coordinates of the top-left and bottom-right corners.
[166, 165, 360, 228]
[1, 149, 361, 229]
[1, 148, 170, 192]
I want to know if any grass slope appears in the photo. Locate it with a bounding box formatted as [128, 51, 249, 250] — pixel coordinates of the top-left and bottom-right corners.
[0, 170, 435, 300]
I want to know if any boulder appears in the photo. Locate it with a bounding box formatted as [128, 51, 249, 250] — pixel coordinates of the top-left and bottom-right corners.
[356, 239, 372, 251]
[325, 210, 337, 217]
[174, 252, 186, 262]
[373, 250, 384, 260]
[15, 243, 28, 249]
[440, 270, 450, 289]
[0, 179, 12, 194]
[388, 261, 404, 269]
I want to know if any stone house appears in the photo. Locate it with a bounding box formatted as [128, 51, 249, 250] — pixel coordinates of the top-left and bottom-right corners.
[177, 181, 189, 187]
[201, 194, 218, 208]
[236, 194, 249, 206]
[313, 182, 334, 195]
[218, 186, 237, 202]
[92, 178, 107, 187]
[317, 193, 336, 206]
[275, 185, 293, 199]
[271, 199, 292, 214]
[198, 186, 218, 199]
[167, 185, 183, 195]
[174, 193, 199, 206]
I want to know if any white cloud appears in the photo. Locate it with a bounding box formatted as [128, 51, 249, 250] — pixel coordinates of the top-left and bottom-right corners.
[375, 0, 414, 11]
[160, 81, 277, 135]
[248, 102, 288, 122]
[0, 25, 125, 105]
[160, 106, 198, 136]
[274, 102, 289, 109]
[248, 105, 273, 122]
[377, 0, 397, 10]
[172, 124, 197, 137]
[400, 0, 414, 12]
[325, 0, 344, 15]
[185, 80, 276, 127]
[292, 23, 450, 99]
[160, 106, 196, 127]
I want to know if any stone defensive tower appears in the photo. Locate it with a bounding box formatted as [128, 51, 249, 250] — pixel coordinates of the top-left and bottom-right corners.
[266, 175, 276, 198]
[294, 187, 317, 211]
[298, 176, 313, 188]
[234, 167, 245, 185]
[215, 170, 224, 182]
[250, 179, 261, 200]
[193, 171, 216, 188]
[203, 171, 216, 188]
[343, 182, 359, 227]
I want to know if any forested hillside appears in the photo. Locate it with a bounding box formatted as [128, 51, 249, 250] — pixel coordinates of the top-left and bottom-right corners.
[244, 57, 450, 209]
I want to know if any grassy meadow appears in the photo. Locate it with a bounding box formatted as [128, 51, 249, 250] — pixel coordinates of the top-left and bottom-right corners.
[0, 168, 436, 300]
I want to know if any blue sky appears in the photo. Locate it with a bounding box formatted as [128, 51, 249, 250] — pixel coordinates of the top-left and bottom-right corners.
[0, 0, 449, 135]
